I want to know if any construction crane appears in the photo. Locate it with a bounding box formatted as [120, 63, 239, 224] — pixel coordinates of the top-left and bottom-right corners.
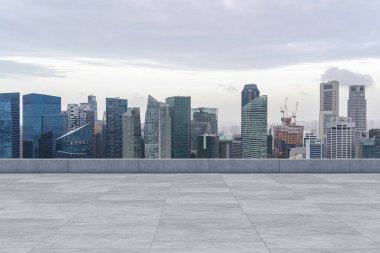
[280, 97, 288, 118]
[292, 101, 299, 125]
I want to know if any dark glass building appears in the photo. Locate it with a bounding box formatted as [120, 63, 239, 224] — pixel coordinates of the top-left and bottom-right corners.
[241, 84, 260, 107]
[122, 108, 143, 158]
[105, 98, 128, 158]
[219, 139, 232, 158]
[56, 124, 92, 158]
[0, 93, 20, 158]
[166, 96, 191, 158]
[190, 107, 218, 157]
[197, 134, 219, 158]
[362, 136, 380, 158]
[23, 94, 63, 158]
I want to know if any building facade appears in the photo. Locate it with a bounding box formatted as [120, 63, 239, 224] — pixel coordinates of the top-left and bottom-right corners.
[122, 108, 143, 158]
[362, 136, 380, 158]
[105, 98, 128, 158]
[325, 117, 355, 159]
[241, 86, 268, 158]
[231, 135, 242, 159]
[0, 93, 20, 158]
[190, 107, 218, 157]
[144, 95, 171, 158]
[23, 94, 63, 158]
[306, 139, 323, 159]
[319, 81, 339, 139]
[348, 85, 367, 158]
[272, 118, 304, 159]
[219, 139, 232, 158]
[56, 124, 92, 158]
[197, 134, 219, 158]
[166, 96, 191, 158]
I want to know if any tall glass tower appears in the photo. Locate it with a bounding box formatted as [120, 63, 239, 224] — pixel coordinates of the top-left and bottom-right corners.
[241, 84, 267, 159]
[105, 98, 128, 158]
[144, 95, 171, 158]
[23, 93, 63, 158]
[122, 107, 143, 158]
[0, 93, 20, 158]
[166, 96, 191, 158]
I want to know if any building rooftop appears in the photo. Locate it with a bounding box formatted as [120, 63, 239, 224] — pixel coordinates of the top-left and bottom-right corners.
[1, 173, 380, 252]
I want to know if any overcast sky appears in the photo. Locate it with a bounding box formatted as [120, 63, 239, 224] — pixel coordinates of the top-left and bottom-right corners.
[1, 0, 379, 129]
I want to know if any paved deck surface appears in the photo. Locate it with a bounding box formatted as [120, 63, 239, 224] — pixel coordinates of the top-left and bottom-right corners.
[1, 173, 380, 252]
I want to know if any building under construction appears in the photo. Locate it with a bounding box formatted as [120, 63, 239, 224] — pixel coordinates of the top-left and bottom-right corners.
[272, 100, 304, 158]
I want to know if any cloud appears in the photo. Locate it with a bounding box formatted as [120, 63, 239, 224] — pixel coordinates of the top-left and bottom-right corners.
[0, 0, 380, 69]
[218, 83, 238, 92]
[0, 60, 65, 78]
[321, 67, 374, 86]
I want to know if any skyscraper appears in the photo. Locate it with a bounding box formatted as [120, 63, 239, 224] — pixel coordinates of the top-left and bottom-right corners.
[23, 93, 63, 158]
[241, 84, 268, 159]
[190, 107, 218, 157]
[0, 93, 20, 158]
[319, 81, 339, 139]
[105, 98, 128, 158]
[144, 95, 171, 158]
[56, 124, 92, 158]
[66, 104, 80, 132]
[348, 85, 367, 158]
[88, 95, 98, 120]
[166, 96, 191, 158]
[197, 134, 219, 158]
[325, 117, 355, 159]
[122, 108, 143, 158]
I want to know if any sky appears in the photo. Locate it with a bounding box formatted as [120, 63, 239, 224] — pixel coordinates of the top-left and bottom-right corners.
[1, 0, 379, 128]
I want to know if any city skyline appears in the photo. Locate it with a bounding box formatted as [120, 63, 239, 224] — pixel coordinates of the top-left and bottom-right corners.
[1, 1, 379, 126]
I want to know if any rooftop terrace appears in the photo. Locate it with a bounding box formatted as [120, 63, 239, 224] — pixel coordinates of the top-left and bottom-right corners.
[1, 173, 380, 252]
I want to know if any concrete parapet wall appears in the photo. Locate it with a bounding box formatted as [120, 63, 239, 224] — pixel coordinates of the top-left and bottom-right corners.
[0, 159, 380, 173]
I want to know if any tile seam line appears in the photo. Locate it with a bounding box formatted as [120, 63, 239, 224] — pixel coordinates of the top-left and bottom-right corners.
[220, 174, 272, 253]
[148, 180, 172, 252]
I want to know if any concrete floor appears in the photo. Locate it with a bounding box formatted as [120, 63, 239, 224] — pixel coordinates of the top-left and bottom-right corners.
[1, 174, 380, 252]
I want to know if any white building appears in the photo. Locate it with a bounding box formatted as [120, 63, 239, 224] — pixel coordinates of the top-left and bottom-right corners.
[319, 81, 339, 140]
[325, 117, 355, 159]
[144, 95, 171, 158]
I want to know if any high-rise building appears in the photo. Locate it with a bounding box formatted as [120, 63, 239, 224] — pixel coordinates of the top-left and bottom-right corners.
[272, 118, 304, 159]
[241, 84, 260, 108]
[306, 139, 323, 159]
[166, 96, 191, 158]
[348, 85, 367, 158]
[219, 139, 232, 158]
[325, 117, 355, 159]
[23, 94, 63, 158]
[304, 131, 317, 146]
[122, 108, 143, 158]
[88, 95, 98, 121]
[241, 84, 268, 158]
[231, 135, 242, 159]
[66, 104, 80, 132]
[362, 136, 380, 158]
[197, 134, 219, 158]
[190, 107, 218, 157]
[105, 98, 128, 158]
[94, 113, 106, 158]
[56, 124, 92, 158]
[369, 129, 380, 138]
[0, 93, 20, 158]
[144, 95, 171, 158]
[319, 81, 339, 139]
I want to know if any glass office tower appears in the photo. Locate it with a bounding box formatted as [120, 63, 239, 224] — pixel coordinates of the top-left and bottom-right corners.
[0, 93, 20, 158]
[166, 96, 191, 158]
[241, 92, 268, 159]
[56, 124, 92, 158]
[105, 98, 128, 158]
[23, 93, 62, 158]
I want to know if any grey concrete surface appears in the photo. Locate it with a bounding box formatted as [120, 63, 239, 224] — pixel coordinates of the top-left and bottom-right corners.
[1, 173, 380, 252]
[2, 159, 380, 173]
